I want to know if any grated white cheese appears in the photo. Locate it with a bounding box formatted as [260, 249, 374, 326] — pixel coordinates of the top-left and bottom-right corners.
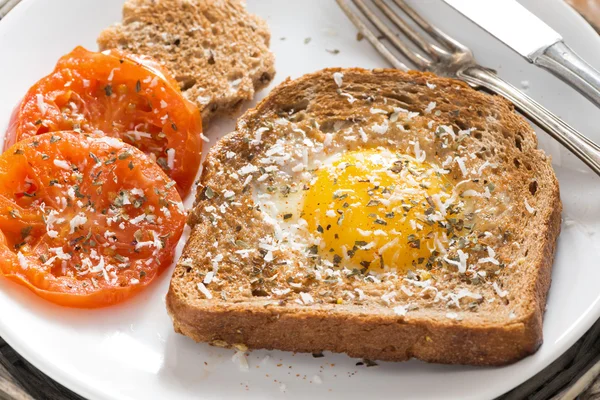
[393, 305, 407, 316]
[251, 127, 269, 146]
[131, 188, 144, 197]
[238, 164, 259, 175]
[166, 148, 175, 170]
[95, 136, 124, 149]
[424, 101, 436, 114]
[455, 156, 468, 177]
[232, 351, 249, 371]
[381, 291, 396, 305]
[226, 151, 236, 159]
[36, 94, 47, 115]
[370, 107, 388, 114]
[264, 251, 274, 262]
[300, 292, 314, 305]
[223, 190, 235, 199]
[524, 199, 536, 214]
[204, 271, 214, 285]
[69, 213, 88, 233]
[359, 127, 368, 142]
[493, 282, 508, 298]
[444, 249, 468, 273]
[371, 119, 389, 135]
[333, 72, 344, 87]
[357, 228, 372, 237]
[17, 252, 28, 269]
[197, 282, 213, 299]
[53, 160, 70, 170]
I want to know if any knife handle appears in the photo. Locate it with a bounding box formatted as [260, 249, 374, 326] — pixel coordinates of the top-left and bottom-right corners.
[459, 65, 600, 177]
[534, 41, 600, 108]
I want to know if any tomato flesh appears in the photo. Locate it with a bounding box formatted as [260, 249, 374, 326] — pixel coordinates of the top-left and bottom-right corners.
[0, 131, 185, 308]
[4, 46, 202, 197]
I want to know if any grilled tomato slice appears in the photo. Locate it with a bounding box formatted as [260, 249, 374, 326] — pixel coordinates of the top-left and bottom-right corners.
[0, 131, 185, 308]
[4, 46, 202, 197]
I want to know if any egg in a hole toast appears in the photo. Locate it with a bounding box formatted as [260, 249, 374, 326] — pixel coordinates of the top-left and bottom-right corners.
[167, 68, 561, 366]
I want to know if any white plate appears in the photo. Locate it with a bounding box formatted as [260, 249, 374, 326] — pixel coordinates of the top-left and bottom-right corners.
[0, 0, 599, 399]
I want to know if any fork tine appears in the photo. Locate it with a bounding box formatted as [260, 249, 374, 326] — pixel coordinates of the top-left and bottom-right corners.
[372, 0, 450, 61]
[337, 0, 409, 70]
[392, 0, 470, 53]
[353, 0, 431, 69]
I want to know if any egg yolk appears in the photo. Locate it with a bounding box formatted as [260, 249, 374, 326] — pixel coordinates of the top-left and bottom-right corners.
[302, 149, 455, 273]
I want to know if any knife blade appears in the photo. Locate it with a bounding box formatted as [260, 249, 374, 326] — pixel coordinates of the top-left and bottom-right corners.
[443, 0, 600, 107]
[443, 0, 562, 59]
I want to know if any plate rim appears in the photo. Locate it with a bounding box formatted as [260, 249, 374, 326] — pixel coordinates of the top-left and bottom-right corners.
[0, 0, 599, 399]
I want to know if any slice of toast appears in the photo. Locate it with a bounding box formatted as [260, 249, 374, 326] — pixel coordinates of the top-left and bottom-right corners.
[166, 68, 562, 366]
[97, 0, 275, 126]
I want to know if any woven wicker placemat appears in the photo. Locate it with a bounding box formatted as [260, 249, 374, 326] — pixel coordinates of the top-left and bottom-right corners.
[0, 1, 599, 399]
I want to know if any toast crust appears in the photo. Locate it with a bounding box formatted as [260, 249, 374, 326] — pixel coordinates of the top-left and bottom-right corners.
[167, 68, 562, 365]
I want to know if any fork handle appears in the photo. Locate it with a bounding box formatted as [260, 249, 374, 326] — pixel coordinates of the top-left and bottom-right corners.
[458, 66, 600, 176]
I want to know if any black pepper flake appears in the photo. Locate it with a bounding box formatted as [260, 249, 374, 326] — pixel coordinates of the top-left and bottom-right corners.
[21, 226, 32, 239]
[204, 186, 215, 199]
[165, 181, 176, 189]
[104, 84, 113, 96]
[13, 149, 24, 155]
[333, 254, 342, 264]
[89, 152, 101, 164]
[9, 209, 21, 218]
[307, 245, 319, 255]
[408, 238, 421, 249]
[74, 186, 86, 198]
[317, 225, 324, 233]
[283, 213, 293, 220]
[135, 80, 141, 93]
[389, 161, 403, 173]
[364, 359, 378, 367]
[140, 271, 146, 279]
[374, 219, 387, 226]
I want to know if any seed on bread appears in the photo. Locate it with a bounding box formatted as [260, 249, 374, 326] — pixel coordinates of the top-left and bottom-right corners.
[167, 68, 561, 366]
[98, 0, 276, 126]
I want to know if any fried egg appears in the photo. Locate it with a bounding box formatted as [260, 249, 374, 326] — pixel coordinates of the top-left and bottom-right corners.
[256, 144, 460, 274]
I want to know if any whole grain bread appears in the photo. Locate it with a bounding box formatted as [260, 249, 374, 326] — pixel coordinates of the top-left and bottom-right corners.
[166, 68, 562, 366]
[97, 0, 275, 126]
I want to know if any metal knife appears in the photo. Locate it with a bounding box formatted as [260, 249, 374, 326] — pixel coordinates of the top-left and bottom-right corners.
[443, 0, 600, 107]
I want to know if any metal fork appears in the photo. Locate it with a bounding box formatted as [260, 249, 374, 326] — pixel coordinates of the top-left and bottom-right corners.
[337, 0, 600, 177]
